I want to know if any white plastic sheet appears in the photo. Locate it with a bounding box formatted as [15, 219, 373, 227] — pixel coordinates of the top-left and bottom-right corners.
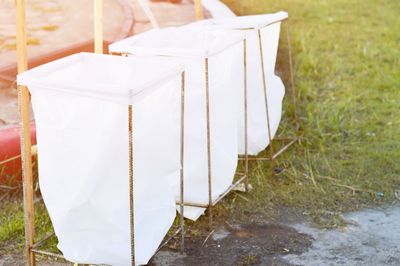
[17, 53, 183, 266]
[110, 28, 245, 220]
[184, 12, 288, 155]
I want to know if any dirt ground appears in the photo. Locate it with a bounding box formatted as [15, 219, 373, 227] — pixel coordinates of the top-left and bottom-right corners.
[2, 205, 400, 265]
[150, 223, 312, 266]
[0, 222, 314, 266]
[150, 205, 400, 265]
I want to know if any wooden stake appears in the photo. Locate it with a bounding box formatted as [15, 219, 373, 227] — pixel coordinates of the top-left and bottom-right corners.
[15, 0, 35, 265]
[194, 0, 204, 20]
[94, 0, 103, 54]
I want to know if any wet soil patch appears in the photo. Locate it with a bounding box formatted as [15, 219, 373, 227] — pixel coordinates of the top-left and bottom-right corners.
[150, 223, 313, 266]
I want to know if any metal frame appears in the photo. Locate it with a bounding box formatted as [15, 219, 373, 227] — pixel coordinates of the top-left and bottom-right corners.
[15, 0, 185, 264]
[20, 73, 186, 266]
[179, 72, 186, 252]
[15, 0, 107, 262]
[176, 40, 249, 230]
[128, 105, 135, 266]
[238, 19, 300, 173]
[175, 18, 299, 230]
[15, 0, 296, 260]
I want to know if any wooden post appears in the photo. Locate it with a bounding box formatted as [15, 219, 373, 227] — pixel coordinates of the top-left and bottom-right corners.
[194, 0, 204, 20]
[15, 0, 35, 265]
[94, 0, 103, 54]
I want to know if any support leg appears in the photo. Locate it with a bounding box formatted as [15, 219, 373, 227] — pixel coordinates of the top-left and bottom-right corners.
[243, 40, 249, 192]
[285, 21, 300, 133]
[179, 72, 185, 253]
[128, 105, 135, 266]
[15, 0, 35, 265]
[258, 29, 275, 176]
[205, 58, 213, 229]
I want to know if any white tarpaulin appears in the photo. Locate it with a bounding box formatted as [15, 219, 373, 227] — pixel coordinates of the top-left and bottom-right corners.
[110, 28, 245, 221]
[184, 11, 288, 155]
[17, 53, 184, 266]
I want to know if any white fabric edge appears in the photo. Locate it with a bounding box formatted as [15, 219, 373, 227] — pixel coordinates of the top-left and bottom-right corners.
[109, 28, 245, 58]
[17, 52, 184, 104]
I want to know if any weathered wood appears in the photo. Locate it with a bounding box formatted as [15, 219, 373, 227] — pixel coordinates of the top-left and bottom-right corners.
[15, 0, 35, 265]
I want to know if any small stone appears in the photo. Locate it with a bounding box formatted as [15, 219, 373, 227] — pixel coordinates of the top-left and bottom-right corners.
[394, 190, 400, 201]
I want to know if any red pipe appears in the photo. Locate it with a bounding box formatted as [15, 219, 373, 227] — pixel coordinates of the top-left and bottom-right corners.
[0, 123, 36, 184]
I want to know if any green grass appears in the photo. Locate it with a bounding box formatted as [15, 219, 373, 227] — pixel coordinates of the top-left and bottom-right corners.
[0, 199, 57, 254]
[217, 0, 400, 227]
[0, 161, 58, 255]
[1, 0, 399, 256]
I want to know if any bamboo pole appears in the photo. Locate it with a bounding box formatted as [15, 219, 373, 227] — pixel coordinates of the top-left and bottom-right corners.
[15, 0, 35, 265]
[94, 0, 103, 54]
[194, 0, 204, 20]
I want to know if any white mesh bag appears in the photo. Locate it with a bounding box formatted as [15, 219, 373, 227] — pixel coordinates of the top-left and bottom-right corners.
[17, 52, 184, 266]
[110, 28, 245, 220]
[183, 11, 289, 155]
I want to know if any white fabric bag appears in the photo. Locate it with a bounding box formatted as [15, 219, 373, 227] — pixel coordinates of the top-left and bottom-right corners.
[183, 11, 288, 155]
[110, 28, 245, 221]
[17, 53, 183, 266]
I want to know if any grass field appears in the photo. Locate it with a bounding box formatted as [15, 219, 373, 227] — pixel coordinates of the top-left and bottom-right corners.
[218, 0, 400, 226]
[1, 0, 400, 256]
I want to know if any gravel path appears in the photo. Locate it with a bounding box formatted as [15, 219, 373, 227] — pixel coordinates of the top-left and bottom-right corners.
[284, 206, 400, 266]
